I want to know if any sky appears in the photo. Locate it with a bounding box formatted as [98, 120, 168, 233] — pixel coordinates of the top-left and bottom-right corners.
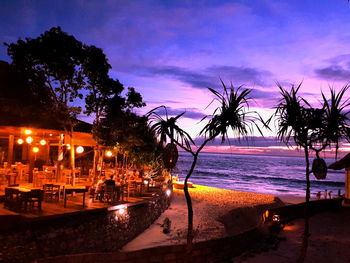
[1, 0, 350, 153]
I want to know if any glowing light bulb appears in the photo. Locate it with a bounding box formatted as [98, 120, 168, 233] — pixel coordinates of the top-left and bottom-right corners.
[166, 189, 171, 197]
[106, 150, 113, 157]
[32, 147, 39, 153]
[40, 139, 47, 146]
[26, 136, 33, 144]
[272, 215, 280, 222]
[17, 138, 24, 145]
[24, 129, 32, 135]
[76, 146, 84, 154]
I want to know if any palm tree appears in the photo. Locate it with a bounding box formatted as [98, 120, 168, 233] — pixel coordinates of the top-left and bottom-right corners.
[272, 83, 350, 263]
[148, 81, 264, 248]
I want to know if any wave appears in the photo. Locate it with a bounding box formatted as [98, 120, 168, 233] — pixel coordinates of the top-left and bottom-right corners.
[179, 169, 345, 187]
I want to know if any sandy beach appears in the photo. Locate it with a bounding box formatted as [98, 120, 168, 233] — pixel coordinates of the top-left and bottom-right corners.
[123, 184, 284, 251]
[123, 185, 350, 263]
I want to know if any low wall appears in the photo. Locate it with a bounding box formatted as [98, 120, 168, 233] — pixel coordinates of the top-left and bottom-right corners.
[0, 190, 171, 263]
[266, 198, 343, 223]
[39, 228, 264, 263]
[37, 198, 344, 263]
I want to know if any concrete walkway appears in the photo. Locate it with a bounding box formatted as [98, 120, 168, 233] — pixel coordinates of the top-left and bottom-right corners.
[236, 208, 350, 263]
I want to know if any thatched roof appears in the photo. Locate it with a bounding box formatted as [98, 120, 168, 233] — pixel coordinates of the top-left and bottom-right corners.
[328, 153, 350, 170]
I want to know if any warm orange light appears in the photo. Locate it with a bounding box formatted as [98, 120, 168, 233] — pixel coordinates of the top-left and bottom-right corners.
[49, 133, 53, 137]
[272, 214, 280, 222]
[40, 139, 47, 146]
[26, 136, 33, 144]
[32, 147, 39, 153]
[105, 150, 113, 157]
[24, 129, 32, 135]
[17, 138, 24, 145]
[265, 210, 269, 219]
[166, 189, 171, 197]
[118, 208, 125, 215]
[76, 146, 84, 154]
[66, 144, 71, 150]
[143, 180, 149, 185]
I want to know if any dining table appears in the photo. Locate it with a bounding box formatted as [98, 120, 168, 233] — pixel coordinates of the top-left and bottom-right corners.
[5, 186, 42, 211]
[63, 185, 88, 208]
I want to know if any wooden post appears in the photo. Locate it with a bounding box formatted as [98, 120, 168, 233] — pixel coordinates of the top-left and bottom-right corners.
[7, 135, 14, 167]
[28, 147, 34, 183]
[45, 142, 50, 164]
[92, 146, 98, 182]
[345, 168, 350, 200]
[56, 134, 64, 182]
[70, 133, 75, 186]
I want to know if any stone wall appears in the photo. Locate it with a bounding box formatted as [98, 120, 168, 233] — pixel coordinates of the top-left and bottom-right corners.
[0, 190, 171, 263]
[35, 198, 344, 263]
[38, 228, 263, 263]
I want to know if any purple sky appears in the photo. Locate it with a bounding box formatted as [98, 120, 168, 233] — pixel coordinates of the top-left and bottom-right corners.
[1, 0, 350, 141]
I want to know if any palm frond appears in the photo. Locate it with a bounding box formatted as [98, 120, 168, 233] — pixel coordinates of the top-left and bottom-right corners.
[147, 106, 194, 150]
[200, 81, 262, 143]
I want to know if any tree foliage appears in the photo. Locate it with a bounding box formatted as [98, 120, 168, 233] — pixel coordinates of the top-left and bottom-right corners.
[4, 26, 155, 166]
[0, 61, 57, 127]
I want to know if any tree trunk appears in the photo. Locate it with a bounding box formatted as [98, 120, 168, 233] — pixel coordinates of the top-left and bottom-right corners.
[184, 154, 198, 251]
[298, 147, 311, 263]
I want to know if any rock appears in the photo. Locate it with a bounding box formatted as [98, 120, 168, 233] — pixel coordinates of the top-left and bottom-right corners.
[162, 217, 171, 234]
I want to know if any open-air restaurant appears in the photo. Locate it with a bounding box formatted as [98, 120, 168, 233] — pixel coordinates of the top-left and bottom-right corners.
[0, 125, 169, 217]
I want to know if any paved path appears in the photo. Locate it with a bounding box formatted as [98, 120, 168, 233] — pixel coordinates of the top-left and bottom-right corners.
[236, 208, 350, 263]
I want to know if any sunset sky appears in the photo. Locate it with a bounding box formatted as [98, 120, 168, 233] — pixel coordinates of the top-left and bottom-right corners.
[1, 0, 350, 152]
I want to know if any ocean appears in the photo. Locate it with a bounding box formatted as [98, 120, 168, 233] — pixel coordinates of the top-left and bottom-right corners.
[174, 152, 345, 197]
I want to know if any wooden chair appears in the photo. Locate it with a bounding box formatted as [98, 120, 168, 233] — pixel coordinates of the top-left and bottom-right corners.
[24, 189, 43, 211]
[4, 188, 21, 210]
[103, 185, 115, 203]
[63, 169, 72, 185]
[43, 184, 60, 201]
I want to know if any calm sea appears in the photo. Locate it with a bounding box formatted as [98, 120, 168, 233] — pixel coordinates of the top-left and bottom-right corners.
[174, 152, 345, 197]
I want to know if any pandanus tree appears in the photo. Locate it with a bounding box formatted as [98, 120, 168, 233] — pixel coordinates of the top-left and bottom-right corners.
[148, 81, 264, 248]
[272, 83, 350, 263]
[148, 107, 193, 170]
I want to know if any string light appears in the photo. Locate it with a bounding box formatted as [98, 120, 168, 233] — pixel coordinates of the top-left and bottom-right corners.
[26, 136, 33, 144]
[17, 138, 24, 145]
[105, 150, 113, 157]
[40, 139, 47, 146]
[76, 146, 84, 154]
[32, 147, 39, 153]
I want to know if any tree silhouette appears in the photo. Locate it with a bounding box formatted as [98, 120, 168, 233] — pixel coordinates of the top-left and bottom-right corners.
[5, 27, 88, 129]
[272, 83, 350, 263]
[148, 81, 264, 248]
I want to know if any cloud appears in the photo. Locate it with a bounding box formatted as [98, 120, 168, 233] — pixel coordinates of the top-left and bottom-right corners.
[315, 65, 350, 82]
[146, 99, 181, 105]
[315, 54, 350, 82]
[154, 106, 206, 120]
[207, 65, 273, 87]
[133, 64, 274, 89]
